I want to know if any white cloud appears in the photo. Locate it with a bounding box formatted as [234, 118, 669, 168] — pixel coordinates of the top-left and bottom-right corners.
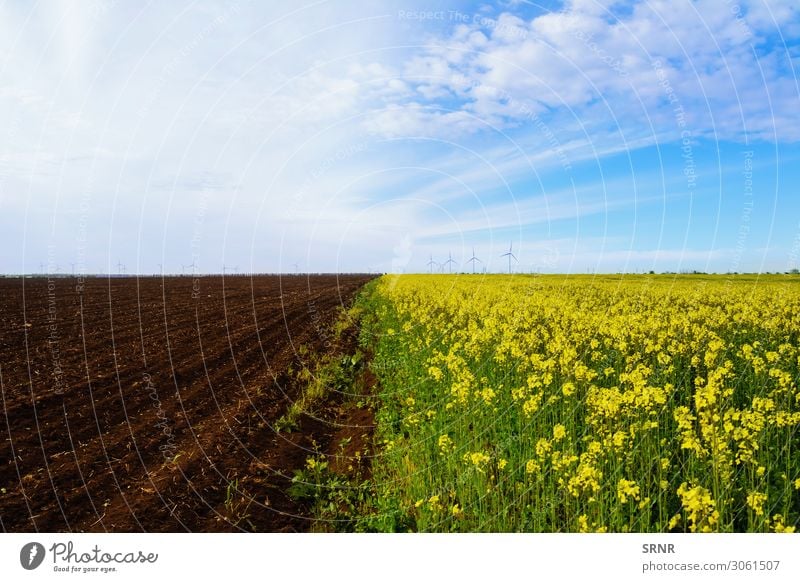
[371, 0, 800, 143]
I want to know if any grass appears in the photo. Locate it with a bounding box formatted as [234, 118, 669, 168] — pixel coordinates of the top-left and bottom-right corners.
[275, 306, 365, 433]
[223, 476, 255, 530]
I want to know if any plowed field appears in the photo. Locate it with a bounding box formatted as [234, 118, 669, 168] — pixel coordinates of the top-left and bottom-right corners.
[0, 274, 373, 532]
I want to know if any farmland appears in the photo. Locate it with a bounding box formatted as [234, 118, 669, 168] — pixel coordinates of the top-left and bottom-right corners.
[358, 274, 800, 532]
[0, 274, 374, 532]
[2, 273, 800, 533]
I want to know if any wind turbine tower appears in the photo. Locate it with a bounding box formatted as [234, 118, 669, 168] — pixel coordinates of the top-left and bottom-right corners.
[501, 242, 518, 274]
[467, 247, 482, 274]
[444, 251, 456, 274]
[427, 254, 437, 274]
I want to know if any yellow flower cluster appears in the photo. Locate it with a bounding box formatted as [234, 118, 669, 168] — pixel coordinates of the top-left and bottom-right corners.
[464, 451, 491, 469]
[676, 482, 719, 532]
[617, 479, 641, 504]
[438, 434, 455, 455]
[746, 491, 767, 516]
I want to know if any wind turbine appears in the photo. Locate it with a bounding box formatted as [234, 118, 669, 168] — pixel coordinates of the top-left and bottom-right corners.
[292, 263, 299, 274]
[501, 242, 518, 274]
[427, 254, 437, 274]
[467, 247, 482, 274]
[443, 251, 456, 274]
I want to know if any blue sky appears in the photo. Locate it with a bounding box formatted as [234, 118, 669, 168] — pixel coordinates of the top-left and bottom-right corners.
[0, 0, 798, 274]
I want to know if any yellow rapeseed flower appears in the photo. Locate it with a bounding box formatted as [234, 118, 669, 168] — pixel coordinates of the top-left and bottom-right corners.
[677, 482, 719, 532]
[772, 514, 795, 533]
[617, 479, 640, 504]
[463, 451, 491, 471]
[577, 514, 590, 532]
[746, 491, 767, 516]
[438, 434, 454, 455]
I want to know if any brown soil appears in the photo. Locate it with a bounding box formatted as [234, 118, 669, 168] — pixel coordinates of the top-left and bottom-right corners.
[0, 274, 375, 532]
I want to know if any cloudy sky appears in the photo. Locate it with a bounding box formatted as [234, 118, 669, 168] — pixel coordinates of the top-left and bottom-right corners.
[1, 0, 799, 274]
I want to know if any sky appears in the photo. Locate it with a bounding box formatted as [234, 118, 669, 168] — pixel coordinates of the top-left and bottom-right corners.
[0, 0, 799, 274]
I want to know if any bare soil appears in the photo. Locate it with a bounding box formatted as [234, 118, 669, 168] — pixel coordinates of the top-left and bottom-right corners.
[0, 274, 375, 532]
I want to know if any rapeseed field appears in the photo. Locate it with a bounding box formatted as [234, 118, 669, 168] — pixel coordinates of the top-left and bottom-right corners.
[359, 275, 800, 532]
